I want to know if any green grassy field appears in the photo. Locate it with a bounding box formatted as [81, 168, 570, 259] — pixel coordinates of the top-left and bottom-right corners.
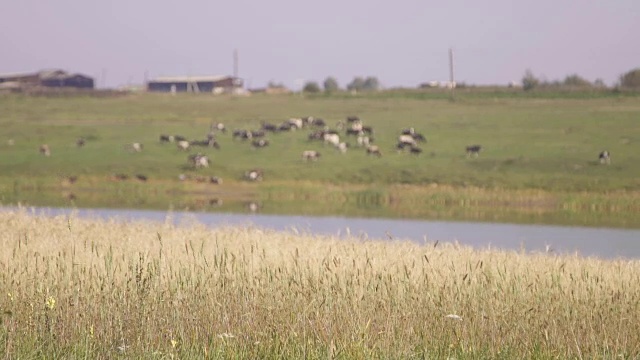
[1, 210, 639, 358]
[1, 91, 639, 225]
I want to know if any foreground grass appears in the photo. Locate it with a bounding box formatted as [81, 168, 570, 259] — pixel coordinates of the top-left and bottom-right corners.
[1, 210, 639, 358]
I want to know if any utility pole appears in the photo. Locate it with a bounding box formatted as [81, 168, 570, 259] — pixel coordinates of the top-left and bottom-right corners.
[449, 48, 455, 100]
[233, 49, 239, 79]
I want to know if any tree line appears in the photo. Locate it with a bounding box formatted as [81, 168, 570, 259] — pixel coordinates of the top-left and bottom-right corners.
[288, 67, 640, 93]
[301, 76, 380, 93]
[522, 68, 640, 90]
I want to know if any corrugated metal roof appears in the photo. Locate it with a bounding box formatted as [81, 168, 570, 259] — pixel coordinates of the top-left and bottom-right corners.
[0, 71, 38, 78]
[38, 69, 69, 79]
[148, 75, 232, 83]
[0, 69, 67, 79]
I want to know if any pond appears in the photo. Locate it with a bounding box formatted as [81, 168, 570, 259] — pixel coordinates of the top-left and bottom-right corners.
[7, 206, 640, 260]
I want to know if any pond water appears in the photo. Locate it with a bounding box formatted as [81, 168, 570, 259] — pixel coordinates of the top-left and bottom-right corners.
[6, 206, 640, 260]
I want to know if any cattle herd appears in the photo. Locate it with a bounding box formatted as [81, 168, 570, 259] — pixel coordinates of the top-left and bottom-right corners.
[35, 116, 612, 188]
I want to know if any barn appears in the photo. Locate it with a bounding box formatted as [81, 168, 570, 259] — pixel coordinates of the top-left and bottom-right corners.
[0, 69, 94, 89]
[147, 75, 243, 94]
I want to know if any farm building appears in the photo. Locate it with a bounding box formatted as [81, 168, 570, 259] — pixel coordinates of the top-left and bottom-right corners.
[147, 75, 244, 94]
[0, 69, 94, 90]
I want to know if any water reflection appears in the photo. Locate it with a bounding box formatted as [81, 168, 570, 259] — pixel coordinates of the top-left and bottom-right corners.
[2, 184, 639, 229]
[4, 206, 640, 260]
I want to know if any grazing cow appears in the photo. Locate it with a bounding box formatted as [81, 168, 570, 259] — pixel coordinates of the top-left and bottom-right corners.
[361, 126, 374, 135]
[337, 142, 348, 154]
[212, 122, 226, 133]
[346, 128, 363, 136]
[278, 122, 293, 132]
[366, 145, 382, 157]
[135, 174, 148, 182]
[76, 137, 86, 148]
[310, 118, 326, 127]
[233, 129, 252, 140]
[177, 140, 190, 151]
[209, 198, 223, 206]
[308, 130, 326, 141]
[350, 121, 363, 132]
[126, 142, 143, 153]
[247, 201, 260, 212]
[401, 127, 416, 135]
[210, 176, 223, 184]
[251, 130, 266, 138]
[112, 173, 129, 181]
[174, 135, 187, 142]
[159, 134, 174, 143]
[398, 135, 417, 147]
[262, 122, 279, 132]
[323, 133, 340, 147]
[39, 144, 51, 157]
[357, 134, 371, 147]
[251, 139, 270, 148]
[188, 153, 210, 168]
[302, 150, 321, 161]
[287, 118, 304, 130]
[244, 169, 264, 181]
[466, 145, 482, 158]
[347, 116, 360, 123]
[599, 150, 611, 164]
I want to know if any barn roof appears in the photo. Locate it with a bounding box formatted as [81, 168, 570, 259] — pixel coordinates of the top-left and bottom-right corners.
[148, 75, 232, 83]
[0, 69, 86, 80]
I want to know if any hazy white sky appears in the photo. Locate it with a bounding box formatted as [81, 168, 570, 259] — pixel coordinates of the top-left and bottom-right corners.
[1, 0, 638, 89]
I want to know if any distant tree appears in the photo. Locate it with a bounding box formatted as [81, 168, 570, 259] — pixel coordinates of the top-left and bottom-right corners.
[267, 80, 285, 88]
[347, 77, 365, 92]
[563, 74, 592, 87]
[303, 81, 321, 93]
[619, 68, 640, 88]
[362, 77, 380, 91]
[323, 77, 340, 92]
[521, 69, 539, 91]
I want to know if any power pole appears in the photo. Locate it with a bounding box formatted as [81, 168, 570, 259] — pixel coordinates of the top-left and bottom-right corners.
[449, 48, 455, 100]
[233, 49, 239, 79]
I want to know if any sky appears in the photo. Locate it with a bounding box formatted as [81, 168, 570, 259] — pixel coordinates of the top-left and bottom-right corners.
[1, 0, 639, 90]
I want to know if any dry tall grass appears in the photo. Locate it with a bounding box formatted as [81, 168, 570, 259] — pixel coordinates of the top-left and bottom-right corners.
[1, 209, 639, 359]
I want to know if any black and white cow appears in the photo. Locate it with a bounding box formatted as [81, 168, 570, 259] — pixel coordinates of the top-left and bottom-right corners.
[39, 144, 51, 157]
[599, 150, 611, 164]
[466, 145, 482, 158]
[233, 129, 253, 140]
[366, 145, 382, 157]
[398, 135, 417, 147]
[176, 140, 190, 151]
[188, 153, 210, 168]
[244, 169, 264, 181]
[251, 139, 270, 148]
[302, 150, 321, 161]
[159, 134, 174, 143]
[212, 122, 226, 133]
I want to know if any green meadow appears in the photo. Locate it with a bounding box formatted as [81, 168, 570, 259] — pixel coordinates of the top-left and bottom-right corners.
[0, 90, 639, 226]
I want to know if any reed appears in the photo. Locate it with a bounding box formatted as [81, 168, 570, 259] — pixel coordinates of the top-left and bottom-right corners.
[1, 209, 638, 358]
